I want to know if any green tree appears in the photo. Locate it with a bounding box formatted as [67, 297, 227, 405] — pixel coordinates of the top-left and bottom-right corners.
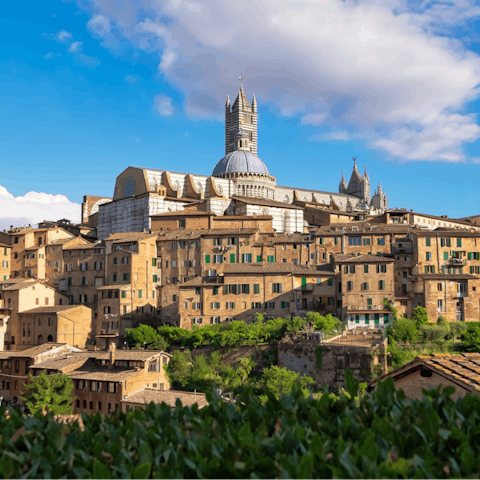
[461, 323, 480, 352]
[285, 316, 307, 334]
[164, 350, 193, 388]
[411, 306, 429, 328]
[147, 336, 169, 351]
[21, 370, 74, 415]
[307, 312, 341, 331]
[390, 317, 418, 343]
[261, 365, 314, 399]
[125, 324, 158, 348]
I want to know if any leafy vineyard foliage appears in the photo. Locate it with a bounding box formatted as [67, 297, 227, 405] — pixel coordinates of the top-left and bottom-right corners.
[2, 374, 480, 478]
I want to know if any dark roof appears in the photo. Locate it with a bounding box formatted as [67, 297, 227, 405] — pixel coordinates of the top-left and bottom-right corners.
[4, 280, 45, 291]
[418, 274, 478, 280]
[223, 263, 334, 275]
[334, 254, 394, 263]
[106, 232, 158, 243]
[232, 196, 303, 210]
[20, 305, 87, 314]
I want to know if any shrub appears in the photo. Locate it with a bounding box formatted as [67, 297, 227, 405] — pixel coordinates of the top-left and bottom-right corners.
[4, 379, 480, 478]
[461, 323, 480, 352]
[390, 317, 418, 343]
[411, 306, 429, 328]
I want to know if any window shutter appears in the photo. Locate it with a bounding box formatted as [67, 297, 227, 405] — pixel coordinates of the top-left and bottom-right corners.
[279, 284, 282, 293]
[424, 266, 428, 274]
[470, 266, 474, 274]
[364, 265, 368, 273]
[257, 255, 262, 263]
[232, 302, 235, 309]
[254, 284, 259, 294]
[230, 254, 235, 263]
[468, 252, 472, 260]
[440, 238, 444, 247]
[224, 285, 228, 294]
[205, 255, 210, 264]
[432, 266, 435, 274]
[210, 302, 213, 309]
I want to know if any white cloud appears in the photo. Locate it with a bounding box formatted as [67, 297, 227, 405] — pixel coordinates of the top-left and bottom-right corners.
[57, 30, 72, 42]
[68, 41, 83, 53]
[87, 14, 111, 37]
[0, 185, 80, 230]
[83, 0, 480, 162]
[154, 95, 175, 117]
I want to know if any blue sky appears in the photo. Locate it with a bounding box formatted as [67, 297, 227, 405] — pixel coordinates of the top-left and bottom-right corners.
[1, 0, 480, 227]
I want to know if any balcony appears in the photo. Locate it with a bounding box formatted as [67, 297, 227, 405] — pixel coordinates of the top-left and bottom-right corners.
[447, 258, 466, 266]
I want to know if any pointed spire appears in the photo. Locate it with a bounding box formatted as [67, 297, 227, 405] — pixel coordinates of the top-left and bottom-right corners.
[252, 93, 257, 104]
[363, 164, 369, 179]
[377, 181, 382, 193]
[226, 95, 230, 107]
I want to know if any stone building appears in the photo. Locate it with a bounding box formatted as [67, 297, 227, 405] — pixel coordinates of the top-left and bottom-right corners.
[0, 280, 68, 350]
[82, 85, 388, 240]
[16, 305, 93, 349]
[370, 353, 480, 401]
[0, 243, 11, 281]
[333, 253, 396, 328]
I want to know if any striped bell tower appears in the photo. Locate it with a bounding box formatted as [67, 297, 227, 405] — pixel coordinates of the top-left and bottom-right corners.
[225, 81, 258, 155]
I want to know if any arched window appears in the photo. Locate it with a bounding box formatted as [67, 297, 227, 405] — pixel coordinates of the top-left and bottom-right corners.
[37, 335, 43, 344]
[283, 195, 290, 203]
[47, 335, 53, 342]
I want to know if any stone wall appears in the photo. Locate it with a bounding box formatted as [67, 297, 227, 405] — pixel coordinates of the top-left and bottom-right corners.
[278, 332, 386, 391]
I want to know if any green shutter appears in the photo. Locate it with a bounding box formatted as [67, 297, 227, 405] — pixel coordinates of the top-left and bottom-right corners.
[153, 275, 157, 282]
[139, 290, 142, 299]
[365, 314, 369, 324]
[230, 254, 235, 263]
[301, 278, 306, 291]
[113, 257, 117, 265]
[224, 285, 228, 294]
[432, 266, 435, 274]
[152, 258, 157, 266]
[210, 302, 213, 309]
[425, 266, 429, 274]
[254, 284, 259, 294]
[327, 278, 333, 286]
[256, 255, 261, 263]
[205, 255, 210, 264]
[82, 277, 85, 285]
[442, 266, 445, 274]
[367, 298, 372, 306]
[457, 238, 462, 247]
[440, 238, 444, 247]
[68, 277, 72, 286]
[468, 252, 472, 260]
[471, 266, 475, 274]
[251, 302, 255, 308]
[242, 254, 245, 263]
[444, 252, 448, 260]
[364, 265, 368, 273]
[334, 237, 338, 245]
[281, 301, 286, 309]
[426, 238, 431, 246]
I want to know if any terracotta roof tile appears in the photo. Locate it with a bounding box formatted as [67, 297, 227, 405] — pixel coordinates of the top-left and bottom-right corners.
[20, 305, 85, 314]
[334, 253, 394, 263]
[105, 232, 158, 243]
[222, 263, 334, 275]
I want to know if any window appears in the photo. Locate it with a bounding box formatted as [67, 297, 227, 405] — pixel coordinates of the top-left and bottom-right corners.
[457, 282, 467, 294]
[379, 280, 386, 290]
[376, 264, 387, 273]
[113, 257, 117, 265]
[210, 317, 220, 324]
[123, 273, 129, 281]
[347, 281, 353, 291]
[241, 253, 252, 263]
[205, 255, 210, 264]
[327, 278, 333, 286]
[178, 241, 186, 249]
[226, 302, 235, 309]
[254, 284, 260, 294]
[178, 219, 186, 228]
[438, 299, 443, 312]
[213, 238, 222, 246]
[210, 302, 220, 309]
[363, 238, 371, 246]
[173, 295, 178, 301]
[437, 283, 442, 291]
[193, 318, 203, 324]
[224, 285, 237, 294]
[267, 255, 275, 263]
[228, 237, 237, 245]
[457, 238, 462, 247]
[121, 291, 126, 298]
[361, 282, 369, 291]
[266, 302, 275, 309]
[213, 255, 223, 264]
[319, 238, 324, 245]
[426, 238, 431, 246]
[344, 265, 355, 274]
[241, 284, 250, 294]
[272, 283, 282, 293]
[348, 237, 362, 246]
[251, 302, 262, 309]
[367, 298, 373, 309]
[192, 302, 203, 309]
[377, 238, 385, 245]
[213, 286, 219, 295]
[426, 252, 432, 261]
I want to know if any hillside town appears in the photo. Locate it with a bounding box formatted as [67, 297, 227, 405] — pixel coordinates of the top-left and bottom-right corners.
[0, 86, 479, 414]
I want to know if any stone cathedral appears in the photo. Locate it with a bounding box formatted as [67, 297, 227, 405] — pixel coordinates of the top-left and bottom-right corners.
[84, 84, 388, 239]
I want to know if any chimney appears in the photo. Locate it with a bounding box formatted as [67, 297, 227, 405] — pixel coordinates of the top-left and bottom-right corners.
[109, 342, 116, 369]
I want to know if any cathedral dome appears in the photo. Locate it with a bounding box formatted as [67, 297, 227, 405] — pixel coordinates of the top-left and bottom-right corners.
[212, 150, 270, 176]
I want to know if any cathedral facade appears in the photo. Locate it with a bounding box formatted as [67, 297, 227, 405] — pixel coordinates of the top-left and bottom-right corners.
[87, 85, 388, 240]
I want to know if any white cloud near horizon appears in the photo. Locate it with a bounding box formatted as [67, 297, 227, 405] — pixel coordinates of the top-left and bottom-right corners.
[81, 0, 480, 162]
[0, 186, 81, 231]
